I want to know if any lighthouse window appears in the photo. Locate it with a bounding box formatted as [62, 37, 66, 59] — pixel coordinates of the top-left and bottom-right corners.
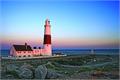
[34, 47, 36, 49]
[48, 21, 50, 24]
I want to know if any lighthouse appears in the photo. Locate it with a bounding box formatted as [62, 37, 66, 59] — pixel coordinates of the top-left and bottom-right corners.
[43, 19, 52, 56]
[10, 19, 52, 57]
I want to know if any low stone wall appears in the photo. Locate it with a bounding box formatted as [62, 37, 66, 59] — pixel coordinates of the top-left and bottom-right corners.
[1, 55, 67, 60]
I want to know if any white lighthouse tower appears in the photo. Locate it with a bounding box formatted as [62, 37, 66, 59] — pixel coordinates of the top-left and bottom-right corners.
[43, 19, 52, 56]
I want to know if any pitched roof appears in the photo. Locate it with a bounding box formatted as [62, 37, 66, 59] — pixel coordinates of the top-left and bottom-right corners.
[13, 45, 33, 51]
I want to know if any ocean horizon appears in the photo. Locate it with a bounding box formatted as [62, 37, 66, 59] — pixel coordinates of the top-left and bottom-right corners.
[0, 48, 119, 57]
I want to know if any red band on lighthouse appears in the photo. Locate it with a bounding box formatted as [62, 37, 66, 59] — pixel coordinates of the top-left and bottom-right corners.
[44, 35, 51, 44]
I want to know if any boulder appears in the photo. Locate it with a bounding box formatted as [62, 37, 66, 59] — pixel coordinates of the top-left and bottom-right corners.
[18, 67, 33, 79]
[46, 69, 62, 79]
[6, 64, 19, 72]
[6, 64, 20, 78]
[20, 63, 34, 71]
[35, 65, 47, 79]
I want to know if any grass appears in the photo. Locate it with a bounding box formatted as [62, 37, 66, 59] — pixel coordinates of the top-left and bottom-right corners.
[6, 71, 20, 78]
[1, 54, 119, 79]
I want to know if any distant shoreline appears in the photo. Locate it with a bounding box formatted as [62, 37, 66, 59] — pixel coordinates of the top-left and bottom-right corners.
[1, 49, 119, 57]
[1, 48, 120, 51]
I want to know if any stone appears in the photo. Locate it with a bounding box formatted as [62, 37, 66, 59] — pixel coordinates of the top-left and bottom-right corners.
[46, 69, 62, 79]
[35, 65, 47, 79]
[6, 64, 19, 72]
[18, 67, 33, 79]
[21, 63, 34, 71]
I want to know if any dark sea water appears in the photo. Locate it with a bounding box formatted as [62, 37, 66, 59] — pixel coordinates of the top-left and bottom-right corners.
[53, 49, 119, 55]
[0, 49, 119, 57]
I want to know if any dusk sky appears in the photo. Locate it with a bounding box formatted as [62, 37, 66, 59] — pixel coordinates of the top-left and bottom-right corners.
[0, 0, 119, 49]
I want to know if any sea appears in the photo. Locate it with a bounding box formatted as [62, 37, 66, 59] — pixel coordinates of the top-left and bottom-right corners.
[0, 49, 119, 57]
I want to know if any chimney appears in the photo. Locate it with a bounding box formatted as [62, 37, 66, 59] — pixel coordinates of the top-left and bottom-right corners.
[25, 43, 27, 50]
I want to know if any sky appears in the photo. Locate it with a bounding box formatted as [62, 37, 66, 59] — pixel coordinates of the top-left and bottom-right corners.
[0, 0, 119, 49]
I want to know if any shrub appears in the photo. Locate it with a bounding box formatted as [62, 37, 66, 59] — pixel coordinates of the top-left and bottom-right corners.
[6, 71, 19, 78]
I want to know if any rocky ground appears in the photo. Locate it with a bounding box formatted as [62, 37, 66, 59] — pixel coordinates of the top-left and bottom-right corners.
[0, 54, 119, 79]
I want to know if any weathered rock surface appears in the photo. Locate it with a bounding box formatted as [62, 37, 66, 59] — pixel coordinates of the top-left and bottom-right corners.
[35, 65, 47, 79]
[18, 67, 33, 79]
[46, 69, 62, 79]
[5, 63, 62, 79]
[6, 64, 19, 72]
[20, 63, 34, 71]
[17, 63, 33, 79]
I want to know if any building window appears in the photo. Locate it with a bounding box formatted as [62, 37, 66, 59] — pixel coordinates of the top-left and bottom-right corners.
[17, 51, 21, 53]
[23, 55, 26, 57]
[28, 55, 31, 57]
